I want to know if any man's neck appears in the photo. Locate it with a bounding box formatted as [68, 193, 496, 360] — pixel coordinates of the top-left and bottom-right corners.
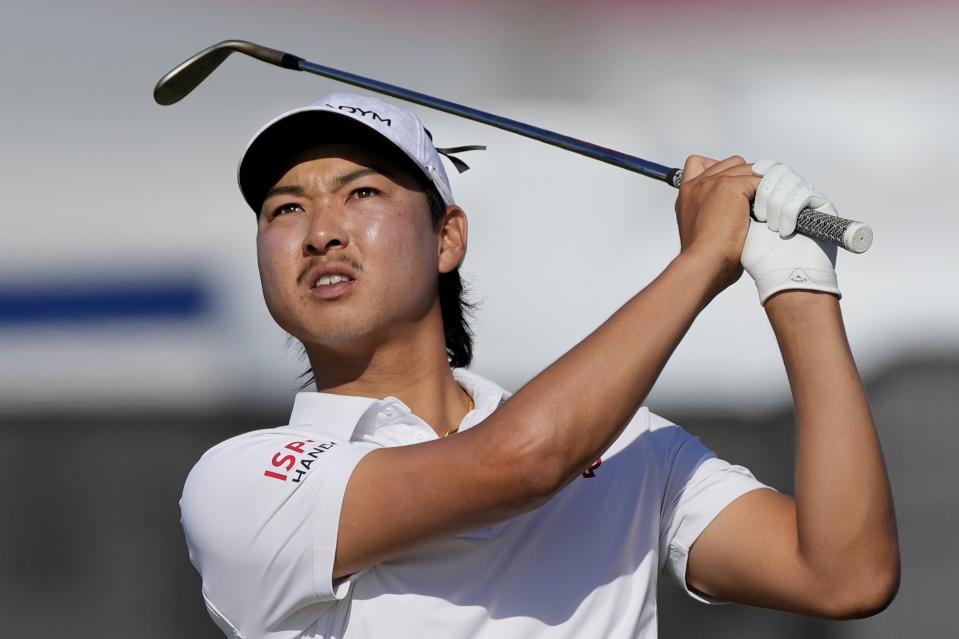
[304, 319, 471, 438]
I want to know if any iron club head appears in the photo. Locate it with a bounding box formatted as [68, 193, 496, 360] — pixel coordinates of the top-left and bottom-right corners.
[153, 39, 302, 105]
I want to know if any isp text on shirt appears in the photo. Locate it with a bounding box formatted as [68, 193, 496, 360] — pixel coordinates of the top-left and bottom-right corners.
[263, 438, 338, 483]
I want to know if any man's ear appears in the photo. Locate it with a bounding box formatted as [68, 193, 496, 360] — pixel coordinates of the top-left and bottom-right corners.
[437, 205, 468, 274]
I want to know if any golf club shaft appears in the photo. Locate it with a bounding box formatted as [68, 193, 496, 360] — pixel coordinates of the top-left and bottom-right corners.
[155, 40, 873, 252]
[296, 59, 681, 187]
[299, 56, 872, 253]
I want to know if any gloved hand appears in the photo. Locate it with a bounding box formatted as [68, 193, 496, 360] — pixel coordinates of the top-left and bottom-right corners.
[741, 159, 841, 304]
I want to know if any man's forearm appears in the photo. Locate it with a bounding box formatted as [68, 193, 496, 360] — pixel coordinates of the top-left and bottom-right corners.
[483, 251, 722, 489]
[478, 154, 759, 494]
[765, 292, 899, 602]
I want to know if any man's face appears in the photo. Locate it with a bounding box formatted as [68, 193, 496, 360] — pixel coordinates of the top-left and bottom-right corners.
[255, 143, 450, 351]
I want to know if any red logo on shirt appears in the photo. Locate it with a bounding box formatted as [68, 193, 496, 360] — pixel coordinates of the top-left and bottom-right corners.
[582, 458, 602, 478]
[263, 439, 318, 482]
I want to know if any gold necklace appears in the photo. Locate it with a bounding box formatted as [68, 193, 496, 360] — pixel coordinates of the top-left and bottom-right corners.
[444, 392, 474, 437]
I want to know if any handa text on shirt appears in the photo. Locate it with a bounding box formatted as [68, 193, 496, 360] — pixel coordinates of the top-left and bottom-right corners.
[263, 439, 337, 482]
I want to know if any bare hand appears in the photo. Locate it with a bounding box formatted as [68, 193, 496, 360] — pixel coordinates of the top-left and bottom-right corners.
[674, 155, 759, 295]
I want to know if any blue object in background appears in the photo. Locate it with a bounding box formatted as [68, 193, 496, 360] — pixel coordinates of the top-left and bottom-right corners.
[0, 276, 210, 326]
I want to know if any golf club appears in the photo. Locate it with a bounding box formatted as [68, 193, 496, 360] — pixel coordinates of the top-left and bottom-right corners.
[154, 39, 873, 253]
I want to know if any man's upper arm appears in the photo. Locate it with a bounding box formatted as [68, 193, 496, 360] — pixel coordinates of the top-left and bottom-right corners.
[658, 417, 875, 618]
[182, 418, 545, 634]
[685, 488, 834, 616]
[332, 424, 544, 578]
[654, 417, 773, 604]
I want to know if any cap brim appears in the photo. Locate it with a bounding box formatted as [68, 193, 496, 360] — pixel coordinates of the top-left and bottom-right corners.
[238, 109, 412, 215]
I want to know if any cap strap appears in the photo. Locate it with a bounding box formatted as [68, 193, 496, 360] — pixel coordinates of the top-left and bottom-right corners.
[435, 145, 487, 174]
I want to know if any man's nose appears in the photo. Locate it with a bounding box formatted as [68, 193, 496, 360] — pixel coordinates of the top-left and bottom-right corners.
[302, 206, 349, 256]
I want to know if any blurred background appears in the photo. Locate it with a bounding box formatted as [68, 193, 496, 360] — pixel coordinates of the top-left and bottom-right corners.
[1, 0, 956, 636]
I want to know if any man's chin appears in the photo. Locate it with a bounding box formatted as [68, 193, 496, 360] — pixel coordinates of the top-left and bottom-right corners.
[293, 323, 380, 352]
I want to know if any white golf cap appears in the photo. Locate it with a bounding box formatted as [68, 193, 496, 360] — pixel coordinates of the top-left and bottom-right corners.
[238, 92, 479, 214]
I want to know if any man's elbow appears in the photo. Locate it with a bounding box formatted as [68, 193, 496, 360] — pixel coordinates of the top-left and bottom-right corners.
[495, 429, 576, 507]
[817, 557, 900, 619]
[507, 440, 570, 505]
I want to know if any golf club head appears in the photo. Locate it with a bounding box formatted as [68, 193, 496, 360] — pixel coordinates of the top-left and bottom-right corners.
[153, 39, 301, 105]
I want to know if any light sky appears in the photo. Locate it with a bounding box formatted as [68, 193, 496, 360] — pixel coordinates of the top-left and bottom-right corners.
[1, 1, 956, 412]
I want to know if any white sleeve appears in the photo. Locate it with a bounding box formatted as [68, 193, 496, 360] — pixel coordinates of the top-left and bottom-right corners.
[653, 414, 772, 604]
[180, 428, 376, 637]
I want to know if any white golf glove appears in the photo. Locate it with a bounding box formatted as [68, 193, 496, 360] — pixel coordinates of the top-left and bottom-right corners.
[741, 158, 841, 304]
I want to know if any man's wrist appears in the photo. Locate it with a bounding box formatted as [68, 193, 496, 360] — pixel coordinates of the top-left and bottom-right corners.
[764, 289, 840, 328]
[669, 249, 739, 309]
[676, 246, 742, 301]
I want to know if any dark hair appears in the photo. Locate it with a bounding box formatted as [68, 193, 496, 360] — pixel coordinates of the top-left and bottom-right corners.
[425, 184, 475, 368]
[297, 181, 475, 388]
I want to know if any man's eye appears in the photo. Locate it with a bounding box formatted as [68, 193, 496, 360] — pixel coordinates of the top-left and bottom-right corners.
[272, 203, 303, 217]
[352, 187, 376, 200]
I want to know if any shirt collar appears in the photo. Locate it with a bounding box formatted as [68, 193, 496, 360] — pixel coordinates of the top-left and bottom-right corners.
[286, 368, 510, 441]
[288, 392, 378, 440]
[451, 367, 510, 432]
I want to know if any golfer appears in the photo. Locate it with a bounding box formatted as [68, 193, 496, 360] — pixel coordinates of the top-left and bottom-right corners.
[180, 93, 899, 638]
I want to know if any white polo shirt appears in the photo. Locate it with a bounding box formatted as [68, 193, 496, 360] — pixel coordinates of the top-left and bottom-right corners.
[181, 369, 769, 638]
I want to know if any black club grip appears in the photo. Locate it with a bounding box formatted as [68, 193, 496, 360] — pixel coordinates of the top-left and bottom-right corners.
[796, 207, 872, 254]
[670, 168, 872, 253]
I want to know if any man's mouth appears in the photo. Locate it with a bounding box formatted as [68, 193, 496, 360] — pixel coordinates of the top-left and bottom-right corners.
[301, 259, 361, 300]
[313, 274, 354, 288]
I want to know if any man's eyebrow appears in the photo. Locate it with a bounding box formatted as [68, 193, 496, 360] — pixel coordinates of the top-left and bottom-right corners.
[327, 167, 386, 191]
[263, 184, 308, 201]
[262, 166, 391, 203]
